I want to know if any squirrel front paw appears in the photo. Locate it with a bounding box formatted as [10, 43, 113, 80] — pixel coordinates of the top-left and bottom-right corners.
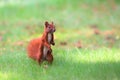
[49, 48, 52, 53]
[51, 42, 55, 46]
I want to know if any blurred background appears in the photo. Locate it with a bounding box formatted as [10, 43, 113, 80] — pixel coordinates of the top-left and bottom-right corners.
[0, 0, 120, 80]
[0, 0, 120, 49]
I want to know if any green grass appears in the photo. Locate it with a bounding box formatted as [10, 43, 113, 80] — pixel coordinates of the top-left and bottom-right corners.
[0, 0, 120, 80]
[0, 47, 120, 80]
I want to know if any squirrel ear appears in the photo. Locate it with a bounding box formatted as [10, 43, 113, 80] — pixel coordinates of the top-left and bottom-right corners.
[45, 21, 49, 27]
[51, 21, 54, 25]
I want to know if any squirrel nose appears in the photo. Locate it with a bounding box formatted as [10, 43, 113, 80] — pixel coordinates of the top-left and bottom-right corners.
[53, 28, 56, 32]
[54, 29, 56, 32]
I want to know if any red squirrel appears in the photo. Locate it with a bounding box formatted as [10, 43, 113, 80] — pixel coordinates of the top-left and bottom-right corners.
[27, 21, 55, 64]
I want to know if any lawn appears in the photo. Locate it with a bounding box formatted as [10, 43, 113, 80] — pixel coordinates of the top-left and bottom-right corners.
[0, 0, 120, 80]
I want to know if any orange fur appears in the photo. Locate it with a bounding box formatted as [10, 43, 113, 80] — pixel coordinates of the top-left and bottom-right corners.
[27, 21, 55, 64]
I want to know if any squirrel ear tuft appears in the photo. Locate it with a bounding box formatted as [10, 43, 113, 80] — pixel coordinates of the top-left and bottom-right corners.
[45, 21, 49, 27]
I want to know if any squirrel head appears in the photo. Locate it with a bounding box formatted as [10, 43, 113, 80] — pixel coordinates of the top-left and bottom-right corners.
[44, 21, 56, 33]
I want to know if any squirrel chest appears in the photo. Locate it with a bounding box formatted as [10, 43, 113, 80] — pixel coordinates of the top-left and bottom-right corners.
[43, 33, 52, 58]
